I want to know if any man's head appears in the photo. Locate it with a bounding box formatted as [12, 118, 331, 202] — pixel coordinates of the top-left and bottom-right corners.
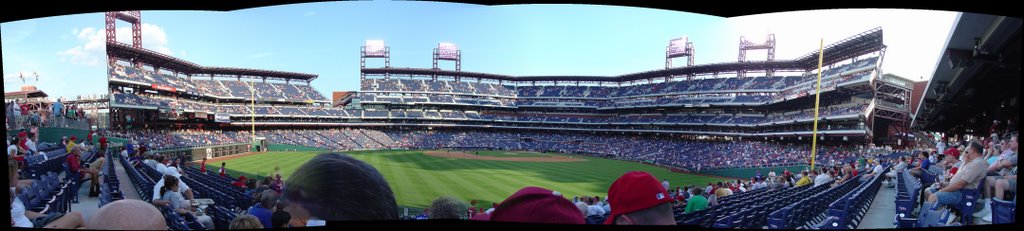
[428, 196, 469, 219]
[489, 186, 584, 224]
[272, 209, 292, 228]
[229, 215, 264, 229]
[260, 189, 279, 210]
[282, 153, 398, 222]
[967, 141, 984, 160]
[87, 199, 167, 230]
[606, 171, 676, 225]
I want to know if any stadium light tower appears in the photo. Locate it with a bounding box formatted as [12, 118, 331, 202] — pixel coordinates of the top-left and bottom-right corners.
[665, 36, 695, 81]
[361, 40, 390, 81]
[737, 34, 776, 77]
[433, 42, 461, 81]
[105, 11, 142, 65]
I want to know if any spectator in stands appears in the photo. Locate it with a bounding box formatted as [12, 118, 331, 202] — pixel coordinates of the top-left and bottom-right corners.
[9, 137, 26, 170]
[924, 141, 988, 211]
[98, 135, 108, 154]
[714, 182, 733, 198]
[272, 206, 292, 228]
[152, 166, 195, 208]
[88, 152, 106, 197]
[9, 158, 86, 229]
[885, 156, 909, 187]
[863, 160, 885, 179]
[978, 134, 1016, 221]
[280, 153, 398, 225]
[605, 172, 676, 225]
[229, 215, 264, 229]
[910, 151, 932, 178]
[65, 136, 77, 154]
[429, 196, 469, 219]
[683, 188, 708, 214]
[199, 157, 208, 173]
[814, 169, 833, 187]
[24, 133, 36, 154]
[87, 199, 168, 230]
[244, 179, 258, 198]
[248, 189, 278, 228]
[795, 171, 812, 187]
[219, 162, 227, 177]
[587, 196, 606, 217]
[488, 186, 583, 224]
[574, 202, 590, 218]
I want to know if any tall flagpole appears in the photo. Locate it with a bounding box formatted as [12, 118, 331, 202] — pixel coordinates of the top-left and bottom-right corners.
[810, 38, 825, 171]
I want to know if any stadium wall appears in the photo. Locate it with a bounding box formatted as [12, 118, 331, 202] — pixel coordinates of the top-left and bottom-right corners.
[8, 128, 91, 144]
[698, 165, 810, 179]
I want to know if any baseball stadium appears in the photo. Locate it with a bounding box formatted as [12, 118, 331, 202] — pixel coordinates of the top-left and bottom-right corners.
[4, 5, 1019, 230]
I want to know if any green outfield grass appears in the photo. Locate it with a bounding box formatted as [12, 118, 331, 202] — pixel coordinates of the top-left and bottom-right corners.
[206, 150, 733, 211]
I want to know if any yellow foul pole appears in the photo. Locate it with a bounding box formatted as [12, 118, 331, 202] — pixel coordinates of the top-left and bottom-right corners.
[251, 78, 256, 148]
[810, 38, 825, 170]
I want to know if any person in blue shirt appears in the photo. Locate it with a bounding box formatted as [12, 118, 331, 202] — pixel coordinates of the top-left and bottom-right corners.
[415, 208, 429, 220]
[247, 190, 277, 228]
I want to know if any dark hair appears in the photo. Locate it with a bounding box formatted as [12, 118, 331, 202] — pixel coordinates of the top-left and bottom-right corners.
[968, 141, 984, 155]
[271, 209, 291, 228]
[283, 153, 398, 220]
[160, 175, 178, 197]
[245, 179, 258, 189]
[921, 151, 929, 157]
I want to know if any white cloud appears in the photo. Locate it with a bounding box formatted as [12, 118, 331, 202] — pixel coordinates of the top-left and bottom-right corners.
[58, 23, 175, 66]
[304, 11, 317, 17]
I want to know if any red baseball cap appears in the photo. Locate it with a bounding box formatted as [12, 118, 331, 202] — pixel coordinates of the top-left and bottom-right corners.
[489, 186, 584, 224]
[943, 148, 960, 159]
[605, 171, 676, 224]
[70, 136, 77, 140]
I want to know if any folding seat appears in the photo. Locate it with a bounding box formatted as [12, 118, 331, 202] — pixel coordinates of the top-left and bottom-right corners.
[990, 198, 1015, 224]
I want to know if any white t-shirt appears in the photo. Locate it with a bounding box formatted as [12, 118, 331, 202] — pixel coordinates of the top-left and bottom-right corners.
[588, 205, 606, 216]
[872, 164, 884, 175]
[25, 139, 36, 153]
[155, 163, 168, 176]
[814, 174, 833, 186]
[7, 144, 18, 157]
[152, 177, 191, 202]
[11, 197, 33, 228]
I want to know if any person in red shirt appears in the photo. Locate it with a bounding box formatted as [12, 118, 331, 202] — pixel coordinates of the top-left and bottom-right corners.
[232, 175, 247, 188]
[219, 162, 227, 177]
[98, 136, 108, 153]
[199, 157, 208, 173]
[467, 200, 478, 218]
[87, 131, 94, 145]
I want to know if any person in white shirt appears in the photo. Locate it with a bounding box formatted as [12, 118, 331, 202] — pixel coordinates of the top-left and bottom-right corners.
[152, 166, 194, 207]
[25, 133, 37, 154]
[814, 169, 833, 187]
[662, 180, 670, 191]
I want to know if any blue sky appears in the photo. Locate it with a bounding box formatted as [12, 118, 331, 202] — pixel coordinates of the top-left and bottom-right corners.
[2, 1, 957, 100]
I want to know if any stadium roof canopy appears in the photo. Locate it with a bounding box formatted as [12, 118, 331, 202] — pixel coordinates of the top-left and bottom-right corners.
[915, 13, 1021, 134]
[4, 90, 48, 99]
[107, 42, 318, 81]
[363, 28, 884, 82]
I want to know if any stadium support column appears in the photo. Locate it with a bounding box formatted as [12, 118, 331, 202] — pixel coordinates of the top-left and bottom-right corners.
[809, 38, 825, 171]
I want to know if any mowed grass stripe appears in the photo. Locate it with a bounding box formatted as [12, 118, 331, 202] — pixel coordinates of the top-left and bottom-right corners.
[212, 151, 733, 210]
